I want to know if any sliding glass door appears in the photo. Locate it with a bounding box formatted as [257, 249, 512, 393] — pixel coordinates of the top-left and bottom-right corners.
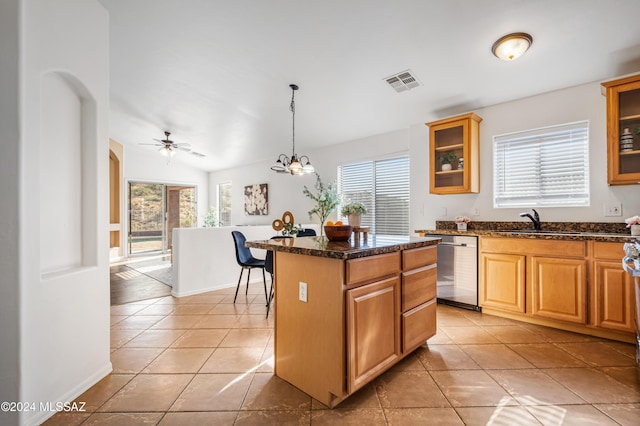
[128, 182, 196, 255]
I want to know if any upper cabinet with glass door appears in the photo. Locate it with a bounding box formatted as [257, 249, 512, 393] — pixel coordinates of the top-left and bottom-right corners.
[427, 112, 482, 194]
[602, 74, 640, 185]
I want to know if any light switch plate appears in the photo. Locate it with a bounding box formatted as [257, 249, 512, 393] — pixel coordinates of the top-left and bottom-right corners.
[604, 203, 622, 217]
[299, 282, 308, 302]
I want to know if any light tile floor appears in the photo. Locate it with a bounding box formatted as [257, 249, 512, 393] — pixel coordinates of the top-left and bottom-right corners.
[46, 286, 640, 425]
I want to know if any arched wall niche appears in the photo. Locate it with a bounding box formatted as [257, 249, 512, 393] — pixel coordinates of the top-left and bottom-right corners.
[40, 70, 98, 277]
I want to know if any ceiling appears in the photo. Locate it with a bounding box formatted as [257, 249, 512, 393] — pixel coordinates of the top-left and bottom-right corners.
[99, 0, 640, 172]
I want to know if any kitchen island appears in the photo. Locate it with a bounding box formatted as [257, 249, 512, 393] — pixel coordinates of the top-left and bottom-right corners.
[246, 235, 441, 408]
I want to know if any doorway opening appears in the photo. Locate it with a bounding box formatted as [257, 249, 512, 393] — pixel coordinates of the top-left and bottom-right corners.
[128, 182, 196, 255]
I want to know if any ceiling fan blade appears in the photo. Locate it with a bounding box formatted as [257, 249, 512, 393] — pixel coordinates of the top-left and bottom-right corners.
[140, 143, 162, 146]
[177, 146, 192, 152]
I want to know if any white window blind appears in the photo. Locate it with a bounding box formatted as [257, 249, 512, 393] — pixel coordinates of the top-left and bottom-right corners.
[217, 182, 232, 226]
[493, 121, 590, 208]
[338, 156, 410, 236]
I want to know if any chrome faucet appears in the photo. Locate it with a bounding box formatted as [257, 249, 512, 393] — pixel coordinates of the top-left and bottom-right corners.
[519, 209, 541, 230]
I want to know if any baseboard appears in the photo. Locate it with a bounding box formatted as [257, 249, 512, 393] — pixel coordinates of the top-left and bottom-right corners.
[172, 283, 235, 298]
[26, 362, 113, 426]
[172, 276, 269, 298]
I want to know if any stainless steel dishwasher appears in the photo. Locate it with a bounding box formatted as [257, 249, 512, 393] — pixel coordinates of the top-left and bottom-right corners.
[425, 234, 479, 310]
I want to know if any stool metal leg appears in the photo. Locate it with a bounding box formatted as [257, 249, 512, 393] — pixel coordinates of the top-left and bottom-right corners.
[262, 268, 268, 305]
[266, 273, 274, 318]
[245, 268, 252, 295]
[233, 267, 245, 303]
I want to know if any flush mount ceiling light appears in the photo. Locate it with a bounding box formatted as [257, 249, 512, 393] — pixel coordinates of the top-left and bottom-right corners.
[271, 84, 315, 175]
[492, 32, 533, 61]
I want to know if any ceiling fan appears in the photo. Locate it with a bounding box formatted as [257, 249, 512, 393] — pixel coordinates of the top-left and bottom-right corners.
[141, 131, 191, 157]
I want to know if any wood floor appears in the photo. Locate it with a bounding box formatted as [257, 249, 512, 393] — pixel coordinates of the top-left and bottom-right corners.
[111, 255, 172, 305]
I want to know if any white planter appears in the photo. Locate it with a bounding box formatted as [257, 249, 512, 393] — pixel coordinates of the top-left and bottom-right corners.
[442, 163, 452, 171]
[457, 222, 467, 231]
[348, 214, 361, 227]
[631, 224, 640, 236]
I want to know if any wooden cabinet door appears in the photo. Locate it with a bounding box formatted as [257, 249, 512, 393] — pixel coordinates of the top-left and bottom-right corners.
[427, 112, 482, 194]
[531, 257, 587, 324]
[346, 276, 400, 393]
[602, 74, 640, 185]
[593, 260, 636, 333]
[479, 252, 525, 313]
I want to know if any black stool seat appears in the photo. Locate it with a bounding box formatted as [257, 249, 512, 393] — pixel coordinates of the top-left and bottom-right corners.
[231, 231, 268, 304]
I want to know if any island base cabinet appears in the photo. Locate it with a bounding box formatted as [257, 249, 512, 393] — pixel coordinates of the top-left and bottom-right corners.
[274, 253, 347, 408]
[531, 257, 587, 324]
[271, 243, 439, 408]
[346, 277, 401, 394]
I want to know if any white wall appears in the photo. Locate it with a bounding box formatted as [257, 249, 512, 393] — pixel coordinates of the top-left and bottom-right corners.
[18, 1, 111, 425]
[0, 1, 21, 424]
[210, 80, 640, 236]
[411, 80, 640, 232]
[121, 146, 209, 253]
[173, 224, 317, 296]
[208, 129, 409, 227]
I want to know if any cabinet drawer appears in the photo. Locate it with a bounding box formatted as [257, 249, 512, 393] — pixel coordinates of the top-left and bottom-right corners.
[346, 252, 400, 285]
[402, 264, 436, 312]
[480, 237, 585, 258]
[402, 299, 436, 353]
[592, 241, 624, 260]
[402, 246, 437, 271]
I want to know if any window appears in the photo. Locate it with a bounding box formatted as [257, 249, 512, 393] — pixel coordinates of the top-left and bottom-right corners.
[338, 156, 410, 235]
[493, 121, 590, 208]
[217, 182, 232, 226]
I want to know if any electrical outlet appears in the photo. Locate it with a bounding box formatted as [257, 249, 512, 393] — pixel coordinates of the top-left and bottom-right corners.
[604, 203, 622, 217]
[299, 282, 308, 302]
[441, 207, 447, 217]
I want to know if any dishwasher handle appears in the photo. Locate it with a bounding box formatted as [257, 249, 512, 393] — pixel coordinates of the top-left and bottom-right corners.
[439, 242, 469, 247]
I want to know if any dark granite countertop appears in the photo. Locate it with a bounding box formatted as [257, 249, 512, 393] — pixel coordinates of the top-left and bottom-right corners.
[415, 221, 638, 243]
[245, 235, 441, 260]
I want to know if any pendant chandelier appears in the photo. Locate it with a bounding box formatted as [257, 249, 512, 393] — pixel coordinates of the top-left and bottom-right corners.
[271, 84, 315, 175]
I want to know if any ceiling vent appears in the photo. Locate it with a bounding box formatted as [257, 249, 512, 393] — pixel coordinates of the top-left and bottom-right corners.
[384, 69, 421, 93]
[191, 151, 206, 158]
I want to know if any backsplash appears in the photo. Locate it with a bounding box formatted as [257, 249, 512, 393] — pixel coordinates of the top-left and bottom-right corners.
[435, 221, 629, 234]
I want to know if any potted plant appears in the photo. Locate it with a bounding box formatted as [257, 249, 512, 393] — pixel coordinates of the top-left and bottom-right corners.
[203, 206, 218, 227]
[282, 222, 303, 236]
[625, 215, 640, 236]
[439, 152, 457, 171]
[303, 174, 340, 237]
[455, 215, 470, 231]
[341, 202, 367, 227]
